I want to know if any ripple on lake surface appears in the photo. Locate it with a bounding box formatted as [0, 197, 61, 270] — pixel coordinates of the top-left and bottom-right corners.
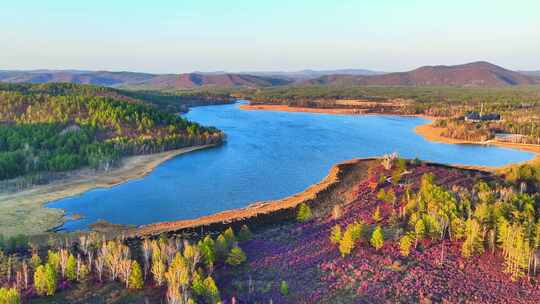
[48, 102, 534, 231]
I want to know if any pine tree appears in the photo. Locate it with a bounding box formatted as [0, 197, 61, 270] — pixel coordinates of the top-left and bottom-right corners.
[215, 234, 228, 262]
[203, 276, 220, 304]
[399, 234, 414, 256]
[226, 246, 247, 266]
[223, 227, 236, 245]
[414, 218, 426, 247]
[461, 218, 484, 258]
[350, 221, 364, 241]
[66, 254, 77, 281]
[280, 280, 289, 296]
[192, 271, 205, 296]
[129, 261, 144, 289]
[47, 250, 60, 273]
[372, 206, 382, 222]
[199, 235, 216, 270]
[370, 226, 385, 251]
[238, 225, 252, 241]
[339, 228, 355, 257]
[0, 287, 20, 304]
[330, 225, 342, 244]
[296, 203, 313, 222]
[151, 255, 166, 287]
[34, 264, 57, 296]
[30, 252, 41, 270]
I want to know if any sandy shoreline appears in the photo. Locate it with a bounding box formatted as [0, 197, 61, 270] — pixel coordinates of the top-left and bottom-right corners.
[239, 104, 369, 115]
[0, 145, 216, 237]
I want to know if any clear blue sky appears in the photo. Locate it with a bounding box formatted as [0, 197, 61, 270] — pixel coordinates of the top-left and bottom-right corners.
[1, 0, 539, 73]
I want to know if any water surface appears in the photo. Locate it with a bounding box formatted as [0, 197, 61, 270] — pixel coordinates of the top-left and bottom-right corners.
[48, 103, 533, 230]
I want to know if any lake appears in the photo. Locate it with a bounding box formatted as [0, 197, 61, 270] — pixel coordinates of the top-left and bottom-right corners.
[48, 102, 534, 231]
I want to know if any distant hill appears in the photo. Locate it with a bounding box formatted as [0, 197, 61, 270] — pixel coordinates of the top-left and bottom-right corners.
[0, 70, 292, 89]
[138, 73, 292, 89]
[305, 62, 540, 87]
[2, 62, 538, 88]
[519, 71, 540, 77]
[0, 70, 155, 87]
[243, 69, 385, 81]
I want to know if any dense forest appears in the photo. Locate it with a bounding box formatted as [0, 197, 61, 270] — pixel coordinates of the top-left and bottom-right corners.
[0, 83, 224, 180]
[236, 85, 540, 144]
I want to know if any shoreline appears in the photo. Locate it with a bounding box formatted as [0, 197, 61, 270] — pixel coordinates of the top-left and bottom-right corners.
[0, 144, 217, 237]
[129, 158, 492, 238]
[240, 103, 540, 169]
[130, 158, 375, 238]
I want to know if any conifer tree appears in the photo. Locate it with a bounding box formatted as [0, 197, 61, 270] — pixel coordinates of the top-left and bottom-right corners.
[296, 203, 313, 222]
[34, 263, 57, 296]
[192, 271, 205, 296]
[215, 234, 229, 262]
[223, 227, 236, 246]
[0, 287, 20, 304]
[330, 225, 342, 244]
[339, 228, 355, 257]
[414, 218, 426, 248]
[370, 226, 385, 250]
[238, 225, 252, 241]
[129, 261, 144, 289]
[203, 276, 220, 304]
[66, 254, 77, 281]
[461, 218, 484, 258]
[280, 280, 289, 296]
[399, 234, 414, 256]
[226, 246, 247, 266]
[199, 235, 216, 270]
[372, 206, 382, 222]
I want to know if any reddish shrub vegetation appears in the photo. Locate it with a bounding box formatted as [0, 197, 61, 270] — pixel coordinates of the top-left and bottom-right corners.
[217, 162, 540, 303]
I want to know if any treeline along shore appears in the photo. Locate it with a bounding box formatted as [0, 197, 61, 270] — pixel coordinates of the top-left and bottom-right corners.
[0, 83, 227, 236]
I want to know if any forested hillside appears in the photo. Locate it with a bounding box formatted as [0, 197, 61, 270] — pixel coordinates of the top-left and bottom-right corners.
[0, 83, 224, 180]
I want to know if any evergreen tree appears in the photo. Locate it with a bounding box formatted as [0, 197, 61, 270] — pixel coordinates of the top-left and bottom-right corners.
[226, 246, 247, 266]
[330, 225, 342, 244]
[0, 287, 20, 304]
[461, 218, 484, 258]
[65, 254, 77, 281]
[372, 206, 382, 222]
[34, 264, 57, 296]
[339, 228, 355, 257]
[414, 218, 426, 247]
[47, 250, 61, 273]
[215, 234, 229, 262]
[223, 227, 236, 246]
[280, 280, 289, 296]
[203, 276, 220, 304]
[192, 271, 205, 296]
[199, 235, 216, 269]
[370, 226, 385, 251]
[30, 252, 41, 270]
[296, 203, 313, 222]
[129, 261, 144, 289]
[399, 234, 414, 256]
[237, 225, 252, 241]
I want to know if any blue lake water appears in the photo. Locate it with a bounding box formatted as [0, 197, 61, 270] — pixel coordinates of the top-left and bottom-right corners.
[47, 102, 534, 231]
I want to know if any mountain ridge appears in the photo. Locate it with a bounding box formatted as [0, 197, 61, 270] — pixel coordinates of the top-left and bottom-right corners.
[2, 62, 539, 88]
[304, 61, 540, 87]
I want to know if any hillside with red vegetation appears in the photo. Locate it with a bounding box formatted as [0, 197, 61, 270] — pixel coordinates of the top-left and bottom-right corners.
[306, 62, 540, 87]
[216, 161, 540, 303]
